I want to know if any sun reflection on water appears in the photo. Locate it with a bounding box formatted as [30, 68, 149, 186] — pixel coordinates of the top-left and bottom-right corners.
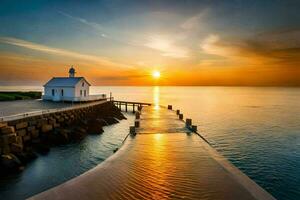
[153, 86, 160, 110]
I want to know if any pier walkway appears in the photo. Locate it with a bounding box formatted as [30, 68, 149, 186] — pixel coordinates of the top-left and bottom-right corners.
[29, 106, 275, 200]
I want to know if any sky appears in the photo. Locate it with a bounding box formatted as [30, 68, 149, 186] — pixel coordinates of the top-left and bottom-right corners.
[0, 0, 300, 86]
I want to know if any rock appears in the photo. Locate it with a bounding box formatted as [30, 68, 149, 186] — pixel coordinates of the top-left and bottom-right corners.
[86, 119, 104, 134]
[10, 143, 23, 153]
[96, 118, 108, 126]
[30, 130, 39, 139]
[0, 122, 8, 128]
[16, 122, 28, 130]
[0, 154, 23, 173]
[28, 120, 37, 126]
[23, 135, 31, 142]
[41, 124, 53, 133]
[71, 127, 87, 141]
[104, 117, 119, 125]
[16, 129, 26, 137]
[2, 133, 17, 144]
[1, 126, 15, 135]
[114, 113, 127, 120]
[27, 126, 35, 132]
[53, 123, 60, 128]
[57, 130, 69, 144]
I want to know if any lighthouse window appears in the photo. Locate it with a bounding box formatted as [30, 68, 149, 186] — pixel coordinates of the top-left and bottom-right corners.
[52, 89, 55, 96]
[84, 90, 86, 96]
[82, 82, 84, 87]
[61, 89, 64, 96]
[80, 90, 82, 96]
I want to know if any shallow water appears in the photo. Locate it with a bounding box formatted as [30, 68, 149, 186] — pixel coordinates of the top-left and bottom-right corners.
[0, 113, 135, 199]
[90, 86, 300, 200]
[0, 86, 299, 200]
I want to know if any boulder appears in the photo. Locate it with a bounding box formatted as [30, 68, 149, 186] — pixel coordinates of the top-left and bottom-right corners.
[86, 119, 104, 134]
[104, 117, 119, 125]
[41, 124, 53, 133]
[16, 122, 28, 130]
[23, 135, 31, 142]
[30, 130, 39, 139]
[27, 126, 35, 132]
[96, 118, 109, 126]
[0, 154, 23, 173]
[1, 126, 15, 135]
[71, 127, 87, 141]
[56, 129, 69, 144]
[2, 133, 17, 144]
[10, 143, 23, 153]
[0, 122, 8, 128]
[16, 129, 26, 137]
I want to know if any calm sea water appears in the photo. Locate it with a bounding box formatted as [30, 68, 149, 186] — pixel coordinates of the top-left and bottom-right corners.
[0, 86, 299, 200]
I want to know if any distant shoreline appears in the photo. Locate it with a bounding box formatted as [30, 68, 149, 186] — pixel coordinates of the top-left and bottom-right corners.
[0, 91, 41, 101]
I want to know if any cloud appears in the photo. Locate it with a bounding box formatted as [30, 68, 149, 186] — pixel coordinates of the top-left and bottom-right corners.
[200, 34, 232, 57]
[58, 11, 141, 47]
[0, 37, 132, 69]
[181, 10, 209, 30]
[145, 35, 189, 58]
[200, 31, 300, 67]
[58, 11, 106, 34]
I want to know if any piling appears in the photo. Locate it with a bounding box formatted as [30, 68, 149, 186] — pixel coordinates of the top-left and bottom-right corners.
[135, 112, 140, 119]
[179, 114, 183, 120]
[133, 104, 135, 113]
[125, 103, 128, 112]
[129, 126, 136, 135]
[176, 110, 180, 115]
[167, 105, 172, 110]
[186, 118, 192, 127]
[134, 120, 140, 128]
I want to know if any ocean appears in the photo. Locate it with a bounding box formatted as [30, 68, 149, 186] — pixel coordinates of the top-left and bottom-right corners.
[0, 86, 299, 200]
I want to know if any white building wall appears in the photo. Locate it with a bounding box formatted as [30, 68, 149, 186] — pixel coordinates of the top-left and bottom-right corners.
[44, 87, 75, 101]
[74, 79, 90, 98]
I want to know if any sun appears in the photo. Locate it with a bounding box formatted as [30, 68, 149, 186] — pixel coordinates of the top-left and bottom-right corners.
[152, 71, 161, 79]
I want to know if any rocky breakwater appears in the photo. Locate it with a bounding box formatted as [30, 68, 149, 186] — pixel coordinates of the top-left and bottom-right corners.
[0, 101, 126, 174]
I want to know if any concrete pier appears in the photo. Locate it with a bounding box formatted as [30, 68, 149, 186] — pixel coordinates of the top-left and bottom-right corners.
[29, 106, 275, 200]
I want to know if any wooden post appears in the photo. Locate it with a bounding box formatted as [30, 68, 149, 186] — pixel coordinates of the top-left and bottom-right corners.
[179, 114, 183, 120]
[135, 120, 140, 127]
[186, 118, 192, 127]
[133, 104, 135, 113]
[176, 110, 180, 115]
[130, 126, 136, 135]
[125, 103, 128, 112]
[135, 111, 140, 119]
[167, 105, 172, 110]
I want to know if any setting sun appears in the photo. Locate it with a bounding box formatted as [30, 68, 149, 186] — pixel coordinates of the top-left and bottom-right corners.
[152, 71, 161, 79]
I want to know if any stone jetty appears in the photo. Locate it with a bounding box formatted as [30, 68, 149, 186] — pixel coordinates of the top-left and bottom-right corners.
[0, 101, 126, 174]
